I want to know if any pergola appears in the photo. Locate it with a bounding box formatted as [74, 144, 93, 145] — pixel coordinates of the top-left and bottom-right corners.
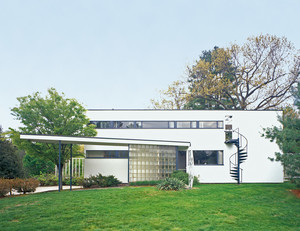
[20, 134, 190, 192]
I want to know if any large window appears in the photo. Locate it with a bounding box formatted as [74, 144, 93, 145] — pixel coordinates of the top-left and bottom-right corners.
[86, 150, 129, 158]
[90, 120, 224, 129]
[193, 150, 223, 165]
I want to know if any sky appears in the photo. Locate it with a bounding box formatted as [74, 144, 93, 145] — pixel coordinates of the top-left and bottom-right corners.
[0, 0, 300, 131]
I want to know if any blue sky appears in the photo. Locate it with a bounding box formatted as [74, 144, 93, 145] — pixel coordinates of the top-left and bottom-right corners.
[1, 0, 299, 130]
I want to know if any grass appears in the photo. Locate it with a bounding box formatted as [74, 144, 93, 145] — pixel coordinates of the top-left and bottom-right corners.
[0, 183, 299, 231]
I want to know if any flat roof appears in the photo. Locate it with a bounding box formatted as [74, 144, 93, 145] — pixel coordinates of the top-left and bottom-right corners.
[20, 134, 191, 147]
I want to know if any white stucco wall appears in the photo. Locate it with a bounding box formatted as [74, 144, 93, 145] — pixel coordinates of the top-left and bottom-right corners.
[84, 159, 128, 183]
[85, 110, 283, 183]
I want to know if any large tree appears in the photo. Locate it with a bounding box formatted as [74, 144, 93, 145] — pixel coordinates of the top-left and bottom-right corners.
[263, 84, 300, 186]
[150, 80, 188, 109]
[10, 88, 97, 189]
[186, 46, 239, 109]
[187, 34, 300, 110]
[0, 126, 24, 179]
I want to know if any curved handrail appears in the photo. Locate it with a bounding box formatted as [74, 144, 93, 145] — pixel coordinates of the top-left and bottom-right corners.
[228, 129, 248, 182]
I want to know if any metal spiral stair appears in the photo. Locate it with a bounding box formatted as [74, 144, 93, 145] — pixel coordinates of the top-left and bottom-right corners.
[225, 129, 248, 184]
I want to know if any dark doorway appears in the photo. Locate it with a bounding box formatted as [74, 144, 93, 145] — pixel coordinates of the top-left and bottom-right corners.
[178, 151, 186, 171]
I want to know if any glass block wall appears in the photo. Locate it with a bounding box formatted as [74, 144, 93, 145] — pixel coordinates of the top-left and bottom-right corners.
[129, 144, 177, 182]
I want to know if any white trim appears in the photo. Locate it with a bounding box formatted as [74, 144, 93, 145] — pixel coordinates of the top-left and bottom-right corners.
[20, 134, 190, 147]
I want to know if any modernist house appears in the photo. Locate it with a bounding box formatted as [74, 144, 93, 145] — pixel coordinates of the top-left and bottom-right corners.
[84, 109, 284, 184]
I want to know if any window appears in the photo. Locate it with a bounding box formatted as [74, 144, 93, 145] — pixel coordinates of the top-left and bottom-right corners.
[90, 120, 224, 129]
[169, 121, 175, 128]
[142, 121, 169, 128]
[191, 121, 197, 128]
[177, 121, 191, 128]
[193, 150, 223, 165]
[201, 121, 218, 128]
[86, 150, 129, 158]
[119, 121, 135, 128]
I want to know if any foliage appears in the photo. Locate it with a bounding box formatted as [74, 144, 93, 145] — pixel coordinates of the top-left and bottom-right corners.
[263, 84, 300, 186]
[150, 80, 188, 109]
[129, 180, 161, 186]
[34, 173, 58, 186]
[156, 177, 185, 191]
[83, 174, 121, 188]
[0, 126, 24, 179]
[170, 170, 200, 185]
[0, 179, 10, 197]
[186, 34, 300, 110]
[0, 184, 299, 230]
[186, 46, 238, 110]
[13, 178, 40, 194]
[23, 154, 55, 176]
[62, 177, 84, 186]
[34, 173, 83, 186]
[10, 88, 97, 189]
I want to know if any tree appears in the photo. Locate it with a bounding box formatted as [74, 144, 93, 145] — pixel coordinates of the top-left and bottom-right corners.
[23, 154, 55, 176]
[150, 80, 187, 109]
[187, 34, 300, 110]
[0, 126, 24, 179]
[10, 88, 97, 189]
[263, 84, 300, 186]
[186, 46, 239, 109]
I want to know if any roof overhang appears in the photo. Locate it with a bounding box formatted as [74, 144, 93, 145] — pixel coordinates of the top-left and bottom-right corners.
[20, 134, 191, 148]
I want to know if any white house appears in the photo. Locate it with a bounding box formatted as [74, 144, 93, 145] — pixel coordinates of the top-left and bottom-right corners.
[84, 109, 284, 184]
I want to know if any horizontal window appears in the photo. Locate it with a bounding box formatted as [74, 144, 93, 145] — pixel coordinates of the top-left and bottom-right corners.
[142, 121, 168, 128]
[89, 121, 224, 129]
[193, 150, 223, 165]
[86, 150, 129, 158]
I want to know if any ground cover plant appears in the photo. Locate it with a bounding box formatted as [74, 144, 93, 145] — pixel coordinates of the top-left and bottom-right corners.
[0, 183, 299, 230]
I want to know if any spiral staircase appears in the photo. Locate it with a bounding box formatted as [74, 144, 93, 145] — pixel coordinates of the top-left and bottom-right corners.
[225, 129, 248, 184]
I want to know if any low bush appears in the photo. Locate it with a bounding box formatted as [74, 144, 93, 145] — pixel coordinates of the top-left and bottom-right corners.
[83, 174, 121, 188]
[13, 178, 39, 194]
[157, 177, 185, 191]
[62, 177, 84, 186]
[129, 180, 161, 186]
[0, 179, 10, 197]
[35, 173, 58, 186]
[170, 170, 200, 185]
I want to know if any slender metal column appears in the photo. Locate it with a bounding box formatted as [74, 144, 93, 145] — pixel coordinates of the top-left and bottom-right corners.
[237, 138, 240, 185]
[70, 144, 72, 191]
[175, 147, 178, 171]
[128, 144, 130, 184]
[58, 140, 61, 192]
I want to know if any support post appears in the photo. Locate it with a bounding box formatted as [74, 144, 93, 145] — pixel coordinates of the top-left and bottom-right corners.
[58, 140, 61, 192]
[175, 147, 178, 171]
[128, 145, 130, 184]
[70, 144, 72, 191]
[237, 138, 240, 185]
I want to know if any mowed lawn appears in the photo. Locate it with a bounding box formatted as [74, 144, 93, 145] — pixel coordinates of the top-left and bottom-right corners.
[0, 184, 299, 231]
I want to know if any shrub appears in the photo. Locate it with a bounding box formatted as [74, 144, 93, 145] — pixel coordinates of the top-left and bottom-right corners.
[83, 174, 121, 188]
[157, 178, 185, 191]
[129, 180, 161, 186]
[13, 178, 39, 194]
[170, 170, 200, 185]
[35, 173, 58, 186]
[0, 179, 10, 197]
[62, 177, 84, 186]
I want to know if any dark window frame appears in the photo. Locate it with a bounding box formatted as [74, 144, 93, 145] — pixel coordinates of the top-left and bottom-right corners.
[193, 150, 224, 166]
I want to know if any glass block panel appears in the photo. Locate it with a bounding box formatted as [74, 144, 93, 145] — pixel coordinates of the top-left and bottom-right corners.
[129, 144, 176, 182]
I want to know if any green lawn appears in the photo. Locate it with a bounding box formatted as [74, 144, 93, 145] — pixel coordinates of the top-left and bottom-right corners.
[0, 183, 299, 231]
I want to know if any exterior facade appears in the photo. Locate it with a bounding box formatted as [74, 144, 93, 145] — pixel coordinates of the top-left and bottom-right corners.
[84, 109, 284, 184]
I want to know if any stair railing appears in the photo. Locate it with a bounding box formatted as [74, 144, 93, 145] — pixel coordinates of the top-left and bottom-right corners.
[228, 129, 248, 183]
